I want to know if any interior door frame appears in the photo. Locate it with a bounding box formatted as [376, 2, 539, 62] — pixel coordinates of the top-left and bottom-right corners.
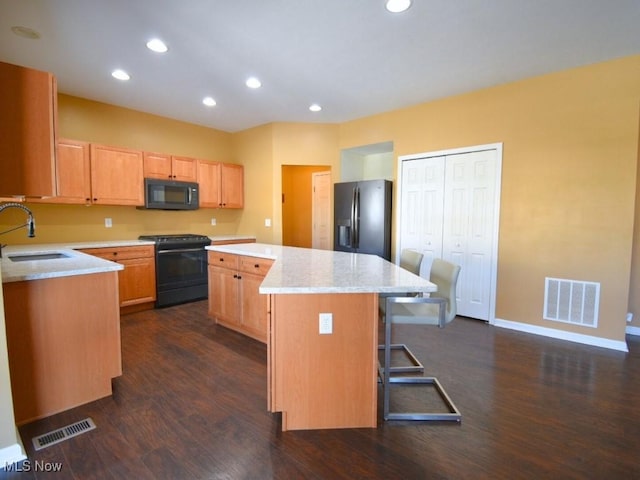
[395, 142, 503, 324]
[312, 170, 332, 250]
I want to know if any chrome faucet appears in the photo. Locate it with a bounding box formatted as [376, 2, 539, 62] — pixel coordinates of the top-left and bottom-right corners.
[0, 202, 36, 258]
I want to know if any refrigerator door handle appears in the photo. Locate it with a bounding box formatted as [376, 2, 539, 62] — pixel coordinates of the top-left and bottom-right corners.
[350, 187, 357, 248]
[353, 186, 360, 248]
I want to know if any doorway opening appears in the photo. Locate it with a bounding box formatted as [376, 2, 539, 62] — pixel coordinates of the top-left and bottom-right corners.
[282, 165, 332, 249]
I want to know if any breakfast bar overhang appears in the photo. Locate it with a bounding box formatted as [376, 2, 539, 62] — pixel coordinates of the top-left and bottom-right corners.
[206, 243, 436, 431]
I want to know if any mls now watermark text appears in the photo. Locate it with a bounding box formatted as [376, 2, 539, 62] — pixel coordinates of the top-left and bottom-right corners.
[4, 460, 64, 472]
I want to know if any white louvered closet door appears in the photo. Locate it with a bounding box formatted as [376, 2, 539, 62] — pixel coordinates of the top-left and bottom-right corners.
[442, 150, 498, 320]
[399, 156, 445, 277]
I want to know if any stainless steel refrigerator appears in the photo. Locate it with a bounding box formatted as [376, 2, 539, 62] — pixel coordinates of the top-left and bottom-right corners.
[334, 179, 392, 260]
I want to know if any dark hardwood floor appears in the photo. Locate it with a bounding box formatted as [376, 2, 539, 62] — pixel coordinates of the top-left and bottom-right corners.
[3, 300, 639, 479]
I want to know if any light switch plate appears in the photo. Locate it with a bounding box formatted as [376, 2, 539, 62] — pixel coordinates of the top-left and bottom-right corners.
[211, 218, 216, 226]
[319, 313, 333, 334]
[265, 218, 272, 227]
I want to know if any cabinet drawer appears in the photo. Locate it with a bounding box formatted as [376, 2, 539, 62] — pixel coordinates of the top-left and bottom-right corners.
[208, 251, 239, 270]
[81, 245, 154, 261]
[239, 256, 274, 276]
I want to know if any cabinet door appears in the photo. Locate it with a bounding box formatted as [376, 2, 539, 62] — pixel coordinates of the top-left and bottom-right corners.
[31, 139, 91, 205]
[143, 152, 172, 179]
[54, 139, 92, 203]
[208, 265, 240, 325]
[198, 160, 222, 208]
[80, 246, 156, 308]
[171, 156, 198, 182]
[240, 271, 269, 342]
[118, 257, 156, 306]
[0, 61, 57, 197]
[221, 163, 244, 208]
[90, 144, 144, 205]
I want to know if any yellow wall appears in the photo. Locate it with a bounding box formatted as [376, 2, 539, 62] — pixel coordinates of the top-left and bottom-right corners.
[630, 108, 640, 327]
[270, 123, 340, 245]
[340, 55, 640, 342]
[231, 124, 275, 243]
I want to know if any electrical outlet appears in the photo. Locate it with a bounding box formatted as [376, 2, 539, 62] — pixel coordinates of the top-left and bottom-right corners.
[265, 218, 272, 227]
[211, 218, 217, 226]
[627, 312, 633, 323]
[104, 218, 112, 228]
[319, 313, 333, 334]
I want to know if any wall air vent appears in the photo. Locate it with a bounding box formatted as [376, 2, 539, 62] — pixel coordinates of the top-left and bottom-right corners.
[544, 277, 600, 328]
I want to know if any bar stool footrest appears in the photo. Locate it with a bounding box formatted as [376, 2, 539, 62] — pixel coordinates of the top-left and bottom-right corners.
[377, 343, 425, 373]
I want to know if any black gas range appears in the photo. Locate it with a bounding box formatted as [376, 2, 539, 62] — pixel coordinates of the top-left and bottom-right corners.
[139, 234, 211, 308]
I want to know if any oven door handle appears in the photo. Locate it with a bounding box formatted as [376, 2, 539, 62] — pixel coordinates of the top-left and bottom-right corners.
[157, 247, 206, 254]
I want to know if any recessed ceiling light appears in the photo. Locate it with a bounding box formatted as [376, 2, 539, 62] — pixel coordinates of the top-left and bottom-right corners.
[309, 104, 322, 112]
[111, 69, 130, 81]
[385, 0, 412, 13]
[202, 96, 216, 107]
[146, 38, 168, 53]
[246, 77, 262, 89]
[11, 26, 41, 39]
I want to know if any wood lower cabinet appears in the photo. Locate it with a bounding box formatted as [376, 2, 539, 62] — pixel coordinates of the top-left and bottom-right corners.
[3, 271, 122, 424]
[81, 245, 156, 313]
[208, 251, 273, 342]
[0, 61, 57, 197]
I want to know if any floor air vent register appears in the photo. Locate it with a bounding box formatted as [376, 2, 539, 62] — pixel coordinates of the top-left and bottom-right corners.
[32, 418, 96, 451]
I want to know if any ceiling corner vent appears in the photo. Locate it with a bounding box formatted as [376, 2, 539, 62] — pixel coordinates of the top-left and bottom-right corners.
[544, 277, 600, 328]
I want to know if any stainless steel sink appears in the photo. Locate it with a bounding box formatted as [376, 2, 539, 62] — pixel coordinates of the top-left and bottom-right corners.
[8, 252, 71, 262]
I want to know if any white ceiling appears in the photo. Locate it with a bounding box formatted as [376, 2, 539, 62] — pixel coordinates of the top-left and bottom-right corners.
[1, 0, 639, 133]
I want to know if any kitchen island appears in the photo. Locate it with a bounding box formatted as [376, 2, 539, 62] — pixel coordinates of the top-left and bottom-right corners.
[206, 243, 436, 431]
[0, 245, 126, 424]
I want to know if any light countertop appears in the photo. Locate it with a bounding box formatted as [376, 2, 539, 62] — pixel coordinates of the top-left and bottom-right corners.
[206, 243, 436, 295]
[1, 235, 256, 283]
[1, 247, 124, 283]
[0, 239, 155, 283]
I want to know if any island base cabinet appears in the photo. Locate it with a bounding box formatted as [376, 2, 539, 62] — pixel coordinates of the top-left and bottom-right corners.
[3, 272, 122, 425]
[268, 293, 378, 431]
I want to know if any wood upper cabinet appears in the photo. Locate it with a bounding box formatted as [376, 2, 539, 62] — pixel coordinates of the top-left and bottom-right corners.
[143, 152, 197, 182]
[37, 138, 92, 204]
[208, 251, 272, 343]
[0, 61, 57, 197]
[221, 163, 244, 208]
[90, 144, 144, 205]
[197, 160, 244, 208]
[80, 245, 156, 311]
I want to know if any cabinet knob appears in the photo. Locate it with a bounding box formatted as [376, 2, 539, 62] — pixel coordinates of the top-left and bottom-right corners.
[254, 264, 259, 268]
[219, 258, 224, 262]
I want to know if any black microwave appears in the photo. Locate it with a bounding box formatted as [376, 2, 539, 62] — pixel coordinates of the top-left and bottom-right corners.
[142, 178, 199, 210]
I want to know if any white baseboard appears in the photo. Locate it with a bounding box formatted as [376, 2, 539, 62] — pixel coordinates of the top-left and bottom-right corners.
[626, 325, 640, 336]
[494, 318, 629, 352]
[0, 440, 26, 470]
